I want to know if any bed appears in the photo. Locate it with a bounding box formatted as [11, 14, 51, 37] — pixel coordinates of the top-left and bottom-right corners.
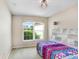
[37, 40, 78, 59]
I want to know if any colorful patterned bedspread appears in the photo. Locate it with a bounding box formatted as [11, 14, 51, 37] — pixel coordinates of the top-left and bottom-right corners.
[37, 40, 78, 59]
[50, 47, 78, 59]
[37, 40, 57, 56]
[63, 55, 78, 59]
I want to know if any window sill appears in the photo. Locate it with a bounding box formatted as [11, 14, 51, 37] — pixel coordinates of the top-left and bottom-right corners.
[22, 39, 44, 42]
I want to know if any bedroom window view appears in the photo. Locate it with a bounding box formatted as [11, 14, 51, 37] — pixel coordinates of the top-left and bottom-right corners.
[23, 21, 44, 40]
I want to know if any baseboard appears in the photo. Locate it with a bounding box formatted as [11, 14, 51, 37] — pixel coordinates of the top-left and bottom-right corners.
[7, 49, 12, 59]
[4, 48, 12, 59]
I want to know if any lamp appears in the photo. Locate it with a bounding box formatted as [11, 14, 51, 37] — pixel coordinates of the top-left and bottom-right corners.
[41, 0, 47, 8]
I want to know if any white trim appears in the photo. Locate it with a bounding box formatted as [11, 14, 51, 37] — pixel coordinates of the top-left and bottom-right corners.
[22, 21, 45, 42]
[4, 47, 12, 59]
[33, 22, 35, 40]
[22, 39, 44, 42]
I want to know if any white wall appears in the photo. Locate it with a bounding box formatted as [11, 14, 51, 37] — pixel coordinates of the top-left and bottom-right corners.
[12, 16, 48, 48]
[0, 0, 11, 59]
[48, 6, 78, 39]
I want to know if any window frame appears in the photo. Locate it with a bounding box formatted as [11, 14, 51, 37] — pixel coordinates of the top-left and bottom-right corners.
[22, 20, 45, 42]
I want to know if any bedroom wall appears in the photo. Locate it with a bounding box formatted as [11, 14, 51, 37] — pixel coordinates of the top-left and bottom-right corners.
[48, 6, 78, 39]
[0, 0, 12, 59]
[12, 16, 48, 48]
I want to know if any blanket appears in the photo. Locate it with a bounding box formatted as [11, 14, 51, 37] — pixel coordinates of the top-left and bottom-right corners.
[37, 40, 57, 56]
[50, 47, 78, 59]
[37, 40, 78, 59]
[42, 44, 68, 59]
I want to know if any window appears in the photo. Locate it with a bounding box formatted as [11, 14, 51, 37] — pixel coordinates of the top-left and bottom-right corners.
[22, 21, 44, 40]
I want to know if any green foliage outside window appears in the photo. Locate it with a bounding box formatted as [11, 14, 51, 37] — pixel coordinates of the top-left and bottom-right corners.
[24, 29, 40, 40]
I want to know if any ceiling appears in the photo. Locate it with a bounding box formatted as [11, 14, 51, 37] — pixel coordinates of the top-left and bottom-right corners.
[6, 0, 78, 17]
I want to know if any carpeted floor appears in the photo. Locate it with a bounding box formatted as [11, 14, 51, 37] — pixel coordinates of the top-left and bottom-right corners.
[9, 47, 42, 59]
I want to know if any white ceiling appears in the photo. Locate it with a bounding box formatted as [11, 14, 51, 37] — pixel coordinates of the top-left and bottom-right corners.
[6, 0, 78, 17]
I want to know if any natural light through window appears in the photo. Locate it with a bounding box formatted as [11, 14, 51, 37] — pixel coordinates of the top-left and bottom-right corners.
[22, 21, 44, 40]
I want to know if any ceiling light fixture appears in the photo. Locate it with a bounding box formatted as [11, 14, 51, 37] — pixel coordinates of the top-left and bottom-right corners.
[41, 0, 48, 8]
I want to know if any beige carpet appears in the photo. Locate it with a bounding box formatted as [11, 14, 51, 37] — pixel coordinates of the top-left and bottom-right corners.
[9, 47, 42, 59]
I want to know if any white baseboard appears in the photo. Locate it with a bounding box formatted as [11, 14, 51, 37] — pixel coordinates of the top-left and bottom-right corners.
[4, 48, 12, 59]
[7, 48, 12, 59]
